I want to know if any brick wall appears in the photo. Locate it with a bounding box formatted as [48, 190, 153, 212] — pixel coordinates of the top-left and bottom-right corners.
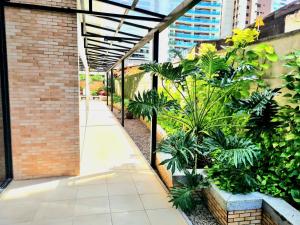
[10, 0, 77, 8]
[5, 0, 80, 179]
[228, 209, 262, 225]
[204, 189, 227, 225]
[262, 213, 278, 225]
[203, 190, 263, 225]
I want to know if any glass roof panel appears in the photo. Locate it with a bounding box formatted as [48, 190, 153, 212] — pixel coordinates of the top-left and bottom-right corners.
[136, 0, 184, 15]
[119, 24, 148, 36]
[109, 0, 134, 7]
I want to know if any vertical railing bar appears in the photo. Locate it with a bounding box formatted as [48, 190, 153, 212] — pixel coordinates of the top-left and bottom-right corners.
[110, 69, 113, 112]
[150, 31, 159, 168]
[106, 72, 109, 106]
[121, 59, 125, 127]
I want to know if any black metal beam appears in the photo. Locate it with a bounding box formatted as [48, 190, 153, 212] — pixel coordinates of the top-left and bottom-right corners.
[110, 69, 114, 112]
[1, 2, 163, 21]
[109, 0, 202, 70]
[88, 49, 124, 57]
[89, 59, 117, 63]
[84, 33, 137, 45]
[86, 38, 131, 50]
[86, 44, 128, 52]
[150, 31, 159, 168]
[87, 54, 120, 60]
[88, 60, 117, 65]
[95, 0, 166, 18]
[89, 0, 93, 11]
[87, 51, 120, 58]
[87, 51, 122, 57]
[0, 5, 13, 183]
[88, 55, 117, 61]
[95, 15, 152, 30]
[121, 59, 125, 127]
[88, 55, 121, 61]
[106, 72, 109, 106]
[85, 23, 143, 39]
[84, 33, 140, 42]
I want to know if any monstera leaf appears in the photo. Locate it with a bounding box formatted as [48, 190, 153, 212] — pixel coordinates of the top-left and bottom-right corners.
[141, 62, 186, 83]
[201, 130, 260, 168]
[230, 88, 281, 136]
[128, 90, 178, 121]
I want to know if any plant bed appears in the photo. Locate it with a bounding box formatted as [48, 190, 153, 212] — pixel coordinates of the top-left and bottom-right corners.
[157, 156, 300, 225]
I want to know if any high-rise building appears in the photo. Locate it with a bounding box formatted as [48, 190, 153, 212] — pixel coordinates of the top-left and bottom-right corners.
[232, 0, 289, 29]
[167, 0, 224, 59]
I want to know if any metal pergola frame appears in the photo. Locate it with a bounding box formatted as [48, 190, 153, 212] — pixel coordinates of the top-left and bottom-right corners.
[0, 0, 202, 175]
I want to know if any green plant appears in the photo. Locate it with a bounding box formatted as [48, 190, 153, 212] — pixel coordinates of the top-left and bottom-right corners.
[169, 170, 209, 213]
[79, 74, 85, 81]
[157, 131, 208, 173]
[202, 130, 260, 193]
[255, 50, 300, 207]
[90, 75, 104, 82]
[90, 90, 98, 96]
[202, 130, 259, 167]
[230, 88, 280, 137]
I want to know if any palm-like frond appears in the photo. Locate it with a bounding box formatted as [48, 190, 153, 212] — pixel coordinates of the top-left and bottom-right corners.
[128, 90, 178, 121]
[169, 48, 184, 60]
[197, 52, 228, 77]
[157, 131, 201, 174]
[230, 88, 281, 136]
[140, 62, 185, 83]
[201, 130, 260, 168]
[208, 64, 257, 87]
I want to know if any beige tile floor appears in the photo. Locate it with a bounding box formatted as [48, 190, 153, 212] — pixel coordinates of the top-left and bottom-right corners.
[0, 101, 189, 225]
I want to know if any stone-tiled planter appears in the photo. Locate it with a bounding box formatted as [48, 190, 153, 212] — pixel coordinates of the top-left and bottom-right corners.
[121, 115, 300, 225]
[156, 153, 300, 225]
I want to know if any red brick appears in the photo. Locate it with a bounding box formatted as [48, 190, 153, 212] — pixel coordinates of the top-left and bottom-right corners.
[5, 0, 79, 180]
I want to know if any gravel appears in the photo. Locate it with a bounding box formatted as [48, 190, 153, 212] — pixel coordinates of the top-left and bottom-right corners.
[188, 204, 219, 225]
[112, 108, 219, 225]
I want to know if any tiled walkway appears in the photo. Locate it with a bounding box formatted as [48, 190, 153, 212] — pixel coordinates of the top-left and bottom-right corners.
[0, 100, 189, 225]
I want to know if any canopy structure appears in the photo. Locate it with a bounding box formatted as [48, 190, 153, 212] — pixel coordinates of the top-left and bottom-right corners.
[0, 0, 202, 168]
[78, 0, 201, 71]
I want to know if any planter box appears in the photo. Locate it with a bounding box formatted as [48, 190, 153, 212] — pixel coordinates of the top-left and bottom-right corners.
[156, 153, 300, 225]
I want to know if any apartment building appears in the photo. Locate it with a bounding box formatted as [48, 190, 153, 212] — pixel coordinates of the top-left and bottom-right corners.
[232, 0, 288, 29]
[168, 0, 223, 57]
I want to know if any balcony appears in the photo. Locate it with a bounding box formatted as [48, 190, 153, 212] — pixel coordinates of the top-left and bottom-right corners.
[170, 24, 220, 32]
[186, 9, 221, 16]
[177, 17, 220, 24]
[197, 2, 221, 7]
[171, 41, 195, 48]
[169, 32, 219, 40]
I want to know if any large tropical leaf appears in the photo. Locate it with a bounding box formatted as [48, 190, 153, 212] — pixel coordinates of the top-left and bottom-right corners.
[197, 52, 228, 77]
[208, 64, 257, 87]
[230, 88, 281, 136]
[169, 171, 209, 213]
[157, 131, 201, 174]
[128, 90, 178, 121]
[169, 187, 195, 213]
[201, 130, 260, 168]
[141, 62, 185, 83]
